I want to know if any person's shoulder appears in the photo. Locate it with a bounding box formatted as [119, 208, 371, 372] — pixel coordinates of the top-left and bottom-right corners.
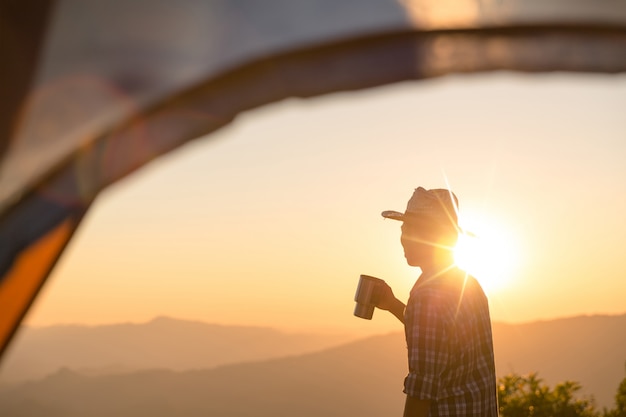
[415, 268, 483, 298]
[410, 270, 458, 297]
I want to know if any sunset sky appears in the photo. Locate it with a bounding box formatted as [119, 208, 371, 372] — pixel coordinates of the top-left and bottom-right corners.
[23, 72, 626, 335]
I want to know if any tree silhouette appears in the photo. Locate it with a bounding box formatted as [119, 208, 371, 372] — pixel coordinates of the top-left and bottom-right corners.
[497, 368, 626, 417]
[498, 372, 597, 417]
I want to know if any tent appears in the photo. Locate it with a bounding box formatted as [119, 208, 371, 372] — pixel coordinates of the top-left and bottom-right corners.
[1, 0, 625, 358]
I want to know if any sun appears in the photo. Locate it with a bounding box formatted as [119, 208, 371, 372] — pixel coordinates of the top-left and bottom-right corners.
[453, 217, 519, 293]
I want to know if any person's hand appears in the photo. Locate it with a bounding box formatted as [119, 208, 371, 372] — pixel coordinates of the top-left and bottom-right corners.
[375, 282, 398, 312]
[375, 282, 406, 324]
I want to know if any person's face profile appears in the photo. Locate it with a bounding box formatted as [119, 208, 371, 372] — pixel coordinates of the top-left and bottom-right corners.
[400, 218, 438, 266]
[400, 217, 457, 267]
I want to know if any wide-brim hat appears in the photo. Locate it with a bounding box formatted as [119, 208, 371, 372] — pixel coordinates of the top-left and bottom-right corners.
[381, 187, 459, 227]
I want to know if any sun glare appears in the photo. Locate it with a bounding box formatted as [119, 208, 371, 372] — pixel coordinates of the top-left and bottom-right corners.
[453, 219, 518, 293]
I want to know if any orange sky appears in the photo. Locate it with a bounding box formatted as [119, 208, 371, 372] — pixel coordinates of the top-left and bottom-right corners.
[23, 72, 626, 335]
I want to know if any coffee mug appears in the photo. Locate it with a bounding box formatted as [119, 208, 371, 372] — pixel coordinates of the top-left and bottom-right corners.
[353, 274, 385, 320]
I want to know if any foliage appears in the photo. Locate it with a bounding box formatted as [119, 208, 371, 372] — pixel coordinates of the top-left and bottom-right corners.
[498, 372, 598, 417]
[497, 367, 626, 417]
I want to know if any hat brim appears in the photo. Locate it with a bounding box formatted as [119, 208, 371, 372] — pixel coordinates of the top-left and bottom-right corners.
[382, 210, 474, 236]
[381, 210, 405, 221]
[381, 210, 442, 222]
[381, 209, 459, 225]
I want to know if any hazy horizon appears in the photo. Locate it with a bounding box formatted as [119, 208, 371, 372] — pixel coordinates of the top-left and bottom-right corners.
[2, 313, 625, 412]
[15, 310, 626, 334]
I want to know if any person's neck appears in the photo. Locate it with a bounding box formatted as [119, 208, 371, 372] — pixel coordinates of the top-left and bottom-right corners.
[419, 255, 456, 277]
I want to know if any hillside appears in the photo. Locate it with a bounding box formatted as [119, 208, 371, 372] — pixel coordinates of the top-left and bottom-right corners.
[492, 314, 626, 408]
[0, 333, 408, 417]
[0, 316, 355, 384]
[0, 314, 624, 416]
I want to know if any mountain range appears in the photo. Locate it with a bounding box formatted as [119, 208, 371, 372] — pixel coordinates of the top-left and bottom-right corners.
[0, 316, 355, 383]
[0, 314, 624, 416]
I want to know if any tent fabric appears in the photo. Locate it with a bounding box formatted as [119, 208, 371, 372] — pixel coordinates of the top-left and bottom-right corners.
[3, 0, 626, 213]
[0, 218, 79, 355]
[1, 0, 626, 358]
[0, 0, 55, 161]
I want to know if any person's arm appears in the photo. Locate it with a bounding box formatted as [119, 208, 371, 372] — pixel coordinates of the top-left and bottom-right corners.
[375, 283, 406, 324]
[403, 396, 431, 417]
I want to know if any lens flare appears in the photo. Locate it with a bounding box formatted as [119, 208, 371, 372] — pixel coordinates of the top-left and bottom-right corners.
[454, 222, 518, 293]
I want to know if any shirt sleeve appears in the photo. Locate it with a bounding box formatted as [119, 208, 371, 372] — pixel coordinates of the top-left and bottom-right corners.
[403, 287, 450, 400]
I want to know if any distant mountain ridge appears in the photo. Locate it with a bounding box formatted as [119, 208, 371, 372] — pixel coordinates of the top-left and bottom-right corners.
[0, 316, 356, 384]
[0, 332, 409, 417]
[0, 313, 624, 416]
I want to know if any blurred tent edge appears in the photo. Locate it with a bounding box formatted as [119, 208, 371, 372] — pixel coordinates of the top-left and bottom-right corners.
[0, 0, 64, 360]
[1, 0, 625, 359]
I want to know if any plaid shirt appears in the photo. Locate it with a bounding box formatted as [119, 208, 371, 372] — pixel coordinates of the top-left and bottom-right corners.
[403, 268, 498, 416]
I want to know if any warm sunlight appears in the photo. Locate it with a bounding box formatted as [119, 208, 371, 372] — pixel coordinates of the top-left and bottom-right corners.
[454, 218, 519, 293]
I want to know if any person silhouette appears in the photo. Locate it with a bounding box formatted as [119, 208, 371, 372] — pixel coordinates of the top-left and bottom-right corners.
[376, 187, 498, 417]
